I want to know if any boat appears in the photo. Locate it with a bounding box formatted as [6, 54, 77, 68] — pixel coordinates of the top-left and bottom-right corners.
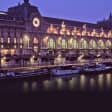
[50, 66, 80, 76]
[82, 64, 111, 74]
[15, 68, 49, 79]
[0, 72, 16, 80]
[6, 72, 15, 77]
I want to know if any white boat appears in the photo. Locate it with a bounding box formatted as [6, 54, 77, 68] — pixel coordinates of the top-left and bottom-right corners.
[83, 64, 110, 74]
[50, 66, 80, 76]
[0, 73, 6, 78]
[6, 72, 15, 77]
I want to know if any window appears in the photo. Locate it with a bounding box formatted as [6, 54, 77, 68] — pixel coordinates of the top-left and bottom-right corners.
[20, 38, 23, 44]
[23, 35, 30, 48]
[1, 38, 3, 43]
[62, 39, 67, 49]
[8, 37, 10, 43]
[14, 38, 16, 44]
[73, 39, 78, 49]
[89, 40, 97, 49]
[33, 37, 38, 44]
[48, 38, 55, 49]
[1, 37, 3, 48]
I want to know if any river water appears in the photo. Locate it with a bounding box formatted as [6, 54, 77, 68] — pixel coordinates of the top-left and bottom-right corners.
[0, 72, 112, 94]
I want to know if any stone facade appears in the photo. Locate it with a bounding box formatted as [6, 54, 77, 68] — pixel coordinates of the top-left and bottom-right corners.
[0, 0, 112, 67]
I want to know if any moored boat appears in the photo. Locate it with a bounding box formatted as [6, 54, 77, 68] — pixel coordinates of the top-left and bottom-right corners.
[50, 66, 80, 76]
[15, 68, 49, 79]
[82, 64, 112, 74]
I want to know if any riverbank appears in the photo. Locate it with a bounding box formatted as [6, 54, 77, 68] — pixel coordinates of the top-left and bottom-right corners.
[1, 59, 112, 72]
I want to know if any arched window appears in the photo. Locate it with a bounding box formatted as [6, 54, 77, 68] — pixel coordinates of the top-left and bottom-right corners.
[89, 40, 97, 49]
[48, 38, 55, 49]
[68, 38, 73, 49]
[98, 40, 105, 49]
[33, 37, 38, 44]
[43, 36, 49, 48]
[20, 38, 23, 48]
[80, 39, 88, 49]
[23, 35, 30, 48]
[57, 37, 62, 49]
[105, 40, 112, 48]
[73, 39, 78, 49]
[61, 39, 67, 49]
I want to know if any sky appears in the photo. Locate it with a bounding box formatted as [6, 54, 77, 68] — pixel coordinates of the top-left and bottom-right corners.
[0, 0, 112, 23]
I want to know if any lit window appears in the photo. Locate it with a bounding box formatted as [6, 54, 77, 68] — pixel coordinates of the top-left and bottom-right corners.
[14, 38, 16, 44]
[1, 38, 3, 48]
[62, 39, 67, 49]
[14, 45, 16, 48]
[1, 45, 3, 48]
[1, 38, 3, 43]
[23, 35, 30, 48]
[68, 38, 73, 48]
[20, 45, 22, 48]
[48, 38, 55, 49]
[8, 37, 10, 43]
[20, 38, 23, 44]
[33, 37, 38, 44]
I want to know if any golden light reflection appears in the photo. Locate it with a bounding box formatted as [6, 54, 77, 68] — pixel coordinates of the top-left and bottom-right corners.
[69, 77, 77, 91]
[90, 78, 96, 91]
[23, 81, 29, 93]
[98, 74, 104, 91]
[80, 75, 87, 91]
[56, 78, 65, 90]
[106, 73, 112, 89]
[43, 80, 50, 91]
[32, 81, 37, 92]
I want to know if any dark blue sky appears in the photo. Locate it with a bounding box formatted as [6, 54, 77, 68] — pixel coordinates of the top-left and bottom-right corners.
[0, 0, 112, 23]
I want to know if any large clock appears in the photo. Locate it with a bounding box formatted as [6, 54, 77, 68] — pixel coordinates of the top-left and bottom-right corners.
[32, 17, 40, 28]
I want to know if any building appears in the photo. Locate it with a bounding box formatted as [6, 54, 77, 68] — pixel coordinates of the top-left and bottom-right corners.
[0, 0, 112, 67]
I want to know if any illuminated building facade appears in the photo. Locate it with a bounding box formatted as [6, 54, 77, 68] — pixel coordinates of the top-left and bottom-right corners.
[0, 0, 112, 67]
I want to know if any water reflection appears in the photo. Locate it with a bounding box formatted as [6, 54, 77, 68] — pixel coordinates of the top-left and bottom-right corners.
[32, 81, 37, 92]
[43, 80, 50, 91]
[80, 75, 87, 91]
[21, 73, 112, 93]
[106, 73, 111, 90]
[98, 74, 104, 91]
[23, 81, 29, 93]
[56, 78, 66, 91]
[90, 78, 96, 91]
[69, 77, 77, 91]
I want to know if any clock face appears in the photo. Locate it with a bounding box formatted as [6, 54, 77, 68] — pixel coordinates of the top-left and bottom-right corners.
[32, 17, 40, 28]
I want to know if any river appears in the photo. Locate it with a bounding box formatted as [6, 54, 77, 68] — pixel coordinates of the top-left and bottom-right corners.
[0, 72, 112, 94]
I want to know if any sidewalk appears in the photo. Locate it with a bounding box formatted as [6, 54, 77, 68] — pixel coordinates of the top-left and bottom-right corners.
[0, 59, 112, 72]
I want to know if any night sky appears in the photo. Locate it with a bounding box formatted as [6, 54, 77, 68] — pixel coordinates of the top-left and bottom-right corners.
[0, 0, 112, 23]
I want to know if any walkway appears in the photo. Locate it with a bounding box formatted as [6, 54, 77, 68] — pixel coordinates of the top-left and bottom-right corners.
[0, 59, 112, 72]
